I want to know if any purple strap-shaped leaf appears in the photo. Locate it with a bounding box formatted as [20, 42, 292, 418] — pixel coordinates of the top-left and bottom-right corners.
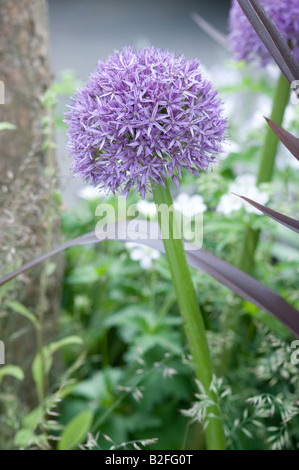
[237, 0, 299, 84]
[234, 193, 299, 234]
[1, 220, 298, 338]
[265, 117, 299, 162]
[186, 242, 299, 339]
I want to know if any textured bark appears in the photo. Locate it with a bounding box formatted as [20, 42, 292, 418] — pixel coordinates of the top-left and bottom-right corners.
[0, 0, 62, 406]
[0, 0, 49, 173]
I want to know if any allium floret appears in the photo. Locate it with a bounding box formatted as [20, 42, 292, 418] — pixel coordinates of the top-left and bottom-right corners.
[229, 0, 299, 66]
[65, 46, 226, 198]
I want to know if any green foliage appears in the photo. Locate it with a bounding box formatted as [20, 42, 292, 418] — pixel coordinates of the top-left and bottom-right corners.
[6, 301, 40, 329]
[0, 122, 16, 131]
[32, 336, 83, 402]
[58, 409, 94, 450]
[0, 366, 24, 385]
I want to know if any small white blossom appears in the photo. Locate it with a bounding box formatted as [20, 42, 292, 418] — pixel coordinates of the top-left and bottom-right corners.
[77, 185, 108, 200]
[217, 193, 243, 214]
[247, 96, 272, 130]
[136, 199, 157, 217]
[217, 174, 269, 215]
[277, 143, 299, 170]
[126, 242, 160, 269]
[220, 140, 241, 160]
[174, 193, 207, 217]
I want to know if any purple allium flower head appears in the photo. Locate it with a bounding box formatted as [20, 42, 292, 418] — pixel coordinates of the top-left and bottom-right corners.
[65, 46, 227, 198]
[229, 0, 299, 67]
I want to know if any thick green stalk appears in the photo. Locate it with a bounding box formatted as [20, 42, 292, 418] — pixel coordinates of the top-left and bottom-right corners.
[220, 73, 290, 373]
[257, 73, 290, 185]
[219, 73, 290, 375]
[153, 179, 225, 450]
[239, 73, 290, 275]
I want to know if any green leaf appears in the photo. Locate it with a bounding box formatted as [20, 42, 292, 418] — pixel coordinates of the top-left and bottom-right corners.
[48, 336, 84, 355]
[66, 265, 100, 284]
[243, 301, 290, 339]
[51, 69, 82, 95]
[32, 336, 83, 401]
[72, 368, 123, 403]
[58, 409, 94, 450]
[39, 89, 57, 109]
[14, 429, 41, 448]
[0, 365, 24, 384]
[45, 262, 57, 277]
[21, 393, 65, 431]
[6, 300, 40, 329]
[0, 122, 16, 131]
[22, 405, 45, 431]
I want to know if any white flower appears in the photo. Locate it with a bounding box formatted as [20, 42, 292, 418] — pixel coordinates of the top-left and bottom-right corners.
[217, 193, 243, 215]
[125, 242, 160, 270]
[247, 96, 272, 130]
[277, 145, 299, 170]
[136, 199, 157, 217]
[217, 174, 269, 215]
[220, 140, 241, 160]
[77, 185, 108, 200]
[174, 193, 207, 217]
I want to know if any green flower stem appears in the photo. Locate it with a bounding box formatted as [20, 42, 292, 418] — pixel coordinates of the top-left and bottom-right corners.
[257, 72, 290, 185]
[238, 221, 260, 277]
[220, 73, 290, 373]
[239, 73, 290, 275]
[153, 179, 225, 450]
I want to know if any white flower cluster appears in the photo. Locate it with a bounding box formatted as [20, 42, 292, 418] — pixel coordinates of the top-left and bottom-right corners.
[136, 192, 207, 219]
[217, 174, 269, 215]
[128, 192, 207, 269]
[173, 193, 207, 217]
[125, 242, 160, 270]
[136, 200, 157, 217]
[77, 185, 109, 200]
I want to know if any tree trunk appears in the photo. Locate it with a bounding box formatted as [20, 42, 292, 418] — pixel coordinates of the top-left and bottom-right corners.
[0, 0, 62, 408]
